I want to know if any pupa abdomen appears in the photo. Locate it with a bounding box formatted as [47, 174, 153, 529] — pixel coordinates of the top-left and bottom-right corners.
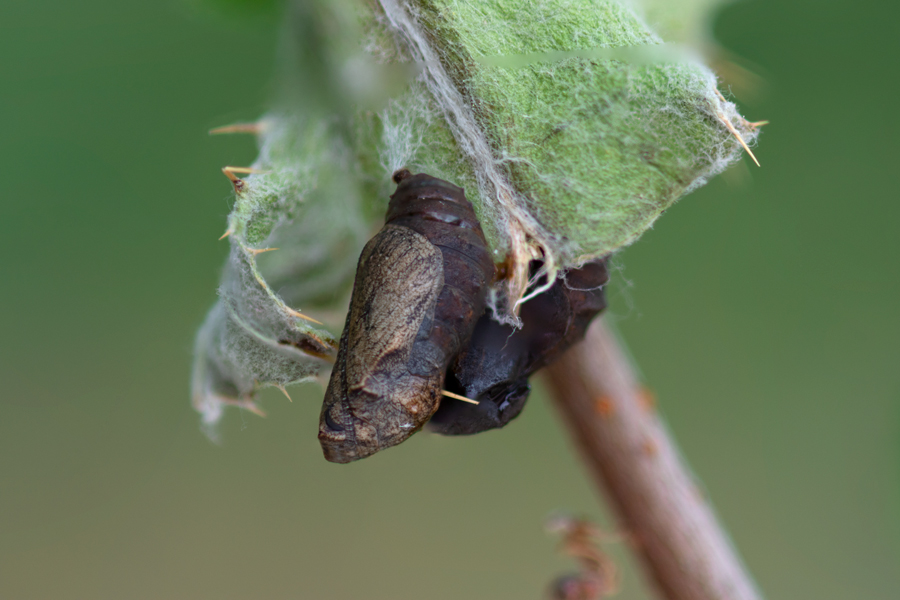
[429, 259, 610, 436]
[319, 170, 493, 463]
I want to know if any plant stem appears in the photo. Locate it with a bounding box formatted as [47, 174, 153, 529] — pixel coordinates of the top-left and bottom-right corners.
[543, 319, 763, 600]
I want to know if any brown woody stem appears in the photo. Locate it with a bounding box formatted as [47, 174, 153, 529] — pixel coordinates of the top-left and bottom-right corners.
[543, 319, 763, 600]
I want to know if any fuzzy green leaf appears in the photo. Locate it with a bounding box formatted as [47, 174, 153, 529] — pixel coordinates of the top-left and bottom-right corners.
[192, 115, 370, 431]
[360, 0, 757, 309]
[193, 0, 758, 429]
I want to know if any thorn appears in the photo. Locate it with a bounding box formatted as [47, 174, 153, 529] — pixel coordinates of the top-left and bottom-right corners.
[222, 166, 262, 179]
[441, 390, 480, 405]
[248, 247, 279, 256]
[209, 122, 266, 135]
[712, 89, 762, 167]
[222, 166, 266, 194]
[243, 402, 267, 418]
[218, 228, 234, 241]
[219, 396, 266, 417]
[717, 112, 760, 167]
[275, 384, 292, 402]
[284, 307, 324, 325]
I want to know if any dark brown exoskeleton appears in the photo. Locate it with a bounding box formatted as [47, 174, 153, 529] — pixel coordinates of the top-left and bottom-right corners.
[318, 170, 494, 463]
[428, 259, 609, 435]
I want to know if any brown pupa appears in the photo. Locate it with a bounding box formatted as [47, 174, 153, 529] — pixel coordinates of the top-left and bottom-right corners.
[318, 170, 493, 463]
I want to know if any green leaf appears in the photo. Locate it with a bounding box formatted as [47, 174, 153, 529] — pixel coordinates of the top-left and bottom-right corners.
[193, 0, 759, 429]
[359, 0, 757, 311]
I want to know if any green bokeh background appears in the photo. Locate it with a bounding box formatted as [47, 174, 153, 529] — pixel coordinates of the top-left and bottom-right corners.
[1, 1, 897, 598]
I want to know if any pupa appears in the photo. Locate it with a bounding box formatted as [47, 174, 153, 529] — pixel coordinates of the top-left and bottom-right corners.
[318, 170, 493, 463]
[428, 259, 610, 435]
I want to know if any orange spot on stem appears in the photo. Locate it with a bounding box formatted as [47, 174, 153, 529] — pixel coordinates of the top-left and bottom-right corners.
[594, 396, 614, 417]
[637, 387, 656, 413]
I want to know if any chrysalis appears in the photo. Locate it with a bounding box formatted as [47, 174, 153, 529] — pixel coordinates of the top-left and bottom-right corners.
[318, 170, 493, 463]
[428, 259, 610, 435]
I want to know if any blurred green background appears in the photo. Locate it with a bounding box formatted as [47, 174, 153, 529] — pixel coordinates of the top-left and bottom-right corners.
[1, 0, 897, 598]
